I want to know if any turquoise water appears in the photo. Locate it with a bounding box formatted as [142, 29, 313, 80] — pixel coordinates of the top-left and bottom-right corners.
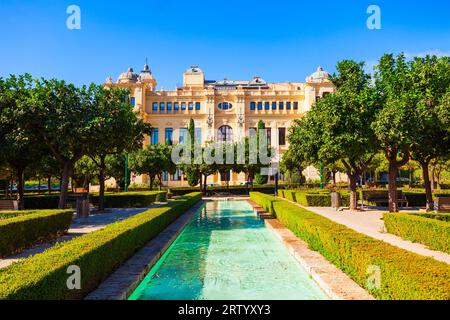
[129, 200, 328, 300]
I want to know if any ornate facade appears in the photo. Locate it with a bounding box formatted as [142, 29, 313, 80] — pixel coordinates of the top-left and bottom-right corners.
[106, 64, 335, 187]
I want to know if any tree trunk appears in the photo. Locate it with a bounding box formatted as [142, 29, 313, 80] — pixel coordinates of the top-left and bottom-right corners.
[149, 175, 154, 191]
[98, 156, 106, 211]
[203, 174, 207, 193]
[388, 161, 398, 213]
[158, 174, 162, 191]
[421, 160, 434, 211]
[199, 173, 203, 192]
[59, 161, 73, 209]
[430, 164, 436, 190]
[348, 173, 358, 211]
[16, 167, 25, 210]
[332, 170, 337, 187]
[47, 176, 52, 194]
[38, 176, 41, 195]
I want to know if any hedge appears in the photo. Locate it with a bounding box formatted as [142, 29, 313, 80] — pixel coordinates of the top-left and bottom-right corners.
[250, 192, 450, 300]
[0, 210, 42, 220]
[21, 191, 167, 209]
[281, 190, 354, 207]
[90, 191, 167, 208]
[0, 210, 74, 257]
[384, 213, 450, 254]
[0, 192, 202, 300]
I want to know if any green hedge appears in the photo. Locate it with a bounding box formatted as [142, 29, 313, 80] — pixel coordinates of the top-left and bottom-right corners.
[408, 213, 450, 222]
[250, 192, 450, 300]
[0, 210, 42, 220]
[0, 192, 202, 300]
[90, 191, 167, 208]
[21, 191, 167, 209]
[384, 213, 450, 254]
[0, 210, 73, 257]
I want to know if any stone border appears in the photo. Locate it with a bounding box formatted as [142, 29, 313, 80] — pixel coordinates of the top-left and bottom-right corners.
[247, 200, 374, 300]
[85, 201, 205, 300]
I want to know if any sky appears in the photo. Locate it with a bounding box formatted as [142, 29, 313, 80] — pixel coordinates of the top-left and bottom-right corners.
[0, 0, 449, 88]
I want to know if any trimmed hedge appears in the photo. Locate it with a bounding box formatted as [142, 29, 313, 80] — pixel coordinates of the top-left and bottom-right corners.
[0, 210, 42, 220]
[250, 192, 450, 300]
[21, 191, 167, 209]
[90, 191, 167, 208]
[281, 190, 354, 207]
[0, 210, 73, 257]
[0, 192, 202, 300]
[384, 213, 450, 254]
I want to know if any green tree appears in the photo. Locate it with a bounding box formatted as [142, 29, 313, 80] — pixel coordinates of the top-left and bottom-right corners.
[27, 79, 101, 208]
[0, 74, 45, 209]
[408, 55, 450, 210]
[254, 120, 269, 185]
[87, 86, 151, 210]
[30, 154, 61, 194]
[289, 60, 378, 210]
[130, 144, 174, 191]
[372, 53, 415, 212]
[72, 156, 98, 190]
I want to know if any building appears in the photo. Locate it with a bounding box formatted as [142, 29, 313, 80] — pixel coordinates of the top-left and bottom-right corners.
[105, 64, 335, 187]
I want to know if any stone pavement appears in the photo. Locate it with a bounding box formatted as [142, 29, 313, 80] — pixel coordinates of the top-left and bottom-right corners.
[285, 200, 450, 264]
[0, 203, 165, 269]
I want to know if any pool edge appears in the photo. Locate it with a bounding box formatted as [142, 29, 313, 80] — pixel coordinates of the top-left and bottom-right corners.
[247, 200, 375, 301]
[85, 200, 205, 300]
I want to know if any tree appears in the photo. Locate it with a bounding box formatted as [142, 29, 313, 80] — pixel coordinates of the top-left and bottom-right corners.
[105, 154, 130, 192]
[280, 149, 306, 187]
[72, 156, 98, 190]
[129, 144, 174, 191]
[254, 120, 269, 185]
[408, 55, 450, 210]
[289, 60, 378, 210]
[31, 154, 61, 194]
[372, 54, 416, 212]
[87, 86, 151, 210]
[27, 79, 101, 208]
[0, 74, 45, 209]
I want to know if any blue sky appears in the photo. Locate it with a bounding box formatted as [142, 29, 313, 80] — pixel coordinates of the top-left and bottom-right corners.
[0, 0, 449, 88]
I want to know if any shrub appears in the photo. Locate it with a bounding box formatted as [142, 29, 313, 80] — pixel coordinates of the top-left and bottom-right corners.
[250, 192, 450, 300]
[384, 213, 450, 254]
[91, 191, 167, 208]
[0, 210, 73, 257]
[0, 210, 41, 220]
[0, 192, 202, 300]
[294, 191, 331, 207]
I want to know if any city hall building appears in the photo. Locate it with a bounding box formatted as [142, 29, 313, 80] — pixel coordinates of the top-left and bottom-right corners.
[105, 64, 335, 187]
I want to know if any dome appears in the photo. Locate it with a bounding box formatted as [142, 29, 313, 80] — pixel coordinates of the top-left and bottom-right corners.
[249, 75, 267, 86]
[118, 67, 139, 83]
[138, 63, 154, 83]
[306, 66, 331, 83]
[184, 65, 203, 74]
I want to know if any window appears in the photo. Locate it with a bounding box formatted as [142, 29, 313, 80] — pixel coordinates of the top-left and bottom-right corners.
[195, 102, 201, 110]
[218, 102, 233, 110]
[278, 128, 286, 146]
[167, 102, 172, 111]
[130, 97, 135, 107]
[165, 128, 173, 145]
[174, 102, 179, 111]
[160, 102, 165, 111]
[272, 102, 277, 110]
[217, 125, 233, 142]
[151, 128, 159, 145]
[188, 102, 193, 110]
[257, 102, 263, 110]
[250, 102, 256, 110]
[266, 128, 271, 146]
[195, 128, 202, 144]
[181, 102, 187, 110]
[279, 102, 284, 110]
[179, 128, 188, 144]
[286, 102, 291, 110]
[162, 171, 169, 182]
[171, 169, 182, 181]
[293, 102, 299, 110]
[152, 102, 158, 111]
[264, 102, 270, 110]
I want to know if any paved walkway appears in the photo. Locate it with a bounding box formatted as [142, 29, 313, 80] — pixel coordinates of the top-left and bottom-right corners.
[284, 199, 450, 264]
[0, 203, 165, 269]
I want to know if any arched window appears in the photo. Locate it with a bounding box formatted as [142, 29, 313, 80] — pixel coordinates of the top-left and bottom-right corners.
[218, 102, 233, 110]
[217, 125, 233, 142]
